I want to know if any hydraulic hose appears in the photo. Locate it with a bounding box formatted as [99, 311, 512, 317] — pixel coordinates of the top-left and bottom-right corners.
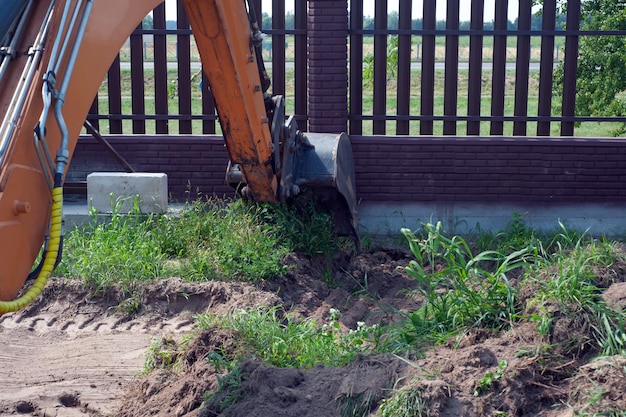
[0, 183, 63, 314]
[0, 1, 93, 314]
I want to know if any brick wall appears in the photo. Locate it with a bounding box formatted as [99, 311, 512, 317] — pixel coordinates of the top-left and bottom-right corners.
[68, 135, 626, 204]
[351, 136, 626, 203]
[307, 0, 348, 133]
[69, 136, 234, 201]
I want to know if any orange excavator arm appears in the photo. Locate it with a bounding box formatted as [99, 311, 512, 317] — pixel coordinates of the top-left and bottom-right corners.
[0, 0, 357, 312]
[182, 0, 278, 202]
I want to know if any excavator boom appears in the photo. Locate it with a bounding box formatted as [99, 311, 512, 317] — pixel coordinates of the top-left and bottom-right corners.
[0, 0, 357, 312]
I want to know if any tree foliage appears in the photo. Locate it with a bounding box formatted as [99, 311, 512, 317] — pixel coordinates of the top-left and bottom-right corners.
[552, 0, 626, 132]
[142, 15, 153, 30]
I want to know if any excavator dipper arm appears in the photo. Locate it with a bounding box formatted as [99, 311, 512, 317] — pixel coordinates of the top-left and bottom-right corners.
[182, 0, 278, 202]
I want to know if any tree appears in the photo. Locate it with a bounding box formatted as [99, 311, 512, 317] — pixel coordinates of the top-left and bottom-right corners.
[142, 14, 153, 29]
[552, 0, 626, 133]
[362, 36, 398, 88]
[261, 12, 271, 30]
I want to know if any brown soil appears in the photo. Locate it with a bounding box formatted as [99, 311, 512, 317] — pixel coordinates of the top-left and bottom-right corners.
[1, 246, 625, 417]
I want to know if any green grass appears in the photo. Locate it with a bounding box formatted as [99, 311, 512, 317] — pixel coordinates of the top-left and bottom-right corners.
[524, 232, 626, 356]
[389, 217, 626, 356]
[56, 196, 336, 294]
[194, 306, 381, 369]
[399, 221, 532, 345]
[57, 199, 626, 357]
[120, 34, 563, 64]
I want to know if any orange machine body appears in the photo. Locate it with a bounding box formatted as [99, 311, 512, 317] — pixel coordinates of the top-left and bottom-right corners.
[0, 0, 278, 302]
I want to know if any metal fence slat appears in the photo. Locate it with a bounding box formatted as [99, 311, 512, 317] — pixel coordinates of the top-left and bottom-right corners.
[177, 0, 192, 134]
[560, 1, 581, 136]
[420, 0, 436, 135]
[537, 0, 557, 136]
[294, 0, 307, 131]
[467, 0, 484, 135]
[349, 0, 364, 135]
[396, 0, 412, 135]
[443, 0, 460, 136]
[513, 0, 532, 136]
[107, 55, 123, 134]
[490, 0, 508, 135]
[130, 22, 145, 134]
[373, 0, 388, 135]
[154, 2, 169, 135]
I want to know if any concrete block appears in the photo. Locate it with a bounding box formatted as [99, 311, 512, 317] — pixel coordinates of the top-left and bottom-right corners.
[87, 172, 168, 214]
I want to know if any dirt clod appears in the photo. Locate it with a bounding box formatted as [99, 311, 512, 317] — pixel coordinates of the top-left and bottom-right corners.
[15, 401, 35, 414]
[59, 392, 80, 407]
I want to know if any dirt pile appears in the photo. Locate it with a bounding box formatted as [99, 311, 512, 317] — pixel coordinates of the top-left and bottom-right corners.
[1, 247, 625, 416]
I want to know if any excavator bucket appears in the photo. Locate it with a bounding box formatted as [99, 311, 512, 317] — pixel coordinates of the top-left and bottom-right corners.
[290, 132, 359, 241]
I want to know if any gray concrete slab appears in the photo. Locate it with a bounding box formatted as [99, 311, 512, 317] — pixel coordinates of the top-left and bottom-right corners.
[63, 200, 626, 239]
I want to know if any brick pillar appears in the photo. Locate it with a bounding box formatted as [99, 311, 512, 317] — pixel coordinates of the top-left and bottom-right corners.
[308, 0, 348, 133]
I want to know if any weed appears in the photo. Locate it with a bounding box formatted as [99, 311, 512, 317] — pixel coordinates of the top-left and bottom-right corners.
[57, 195, 167, 294]
[203, 362, 244, 412]
[474, 360, 507, 396]
[525, 233, 626, 356]
[378, 385, 430, 417]
[399, 222, 531, 343]
[473, 213, 540, 255]
[250, 196, 337, 256]
[337, 392, 376, 417]
[195, 306, 382, 369]
[206, 351, 232, 373]
[143, 335, 182, 374]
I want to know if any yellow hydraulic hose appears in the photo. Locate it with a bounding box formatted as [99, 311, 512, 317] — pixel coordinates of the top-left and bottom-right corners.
[0, 186, 62, 313]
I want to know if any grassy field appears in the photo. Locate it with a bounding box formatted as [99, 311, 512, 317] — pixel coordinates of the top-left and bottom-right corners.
[94, 66, 620, 137]
[121, 34, 565, 64]
[103, 32, 624, 137]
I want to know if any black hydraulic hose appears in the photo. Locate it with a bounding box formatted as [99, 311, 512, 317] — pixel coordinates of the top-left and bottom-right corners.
[245, 0, 271, 93]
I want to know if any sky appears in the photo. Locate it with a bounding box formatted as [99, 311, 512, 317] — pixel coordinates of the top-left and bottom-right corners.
[164, 1, 527, 23]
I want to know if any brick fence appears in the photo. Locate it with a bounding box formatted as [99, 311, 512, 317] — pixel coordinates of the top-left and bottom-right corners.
[69, 0, 626, 214]
[69, 135, 626, 205]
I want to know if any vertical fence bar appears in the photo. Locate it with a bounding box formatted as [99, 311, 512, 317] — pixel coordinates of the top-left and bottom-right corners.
[372, 0, 387, 135]
[177, 0, 192, 134]
[294, 0, 307, 131]
[490, 0, 508, 135]
[537, 0, 556, 136]
[349, 0, 363, 135]
[130, 23, 146, 134]
[513, 0, 532, 136]
[396, 0, 412, 135]
[560, 1, 580, 136]
[154, 3, 169, 134]
[108, 55, 123, 134]
[251, 0, 262, 28]
[420, 0, 436, 135]
[272, 0, 285, 97]
[87, 96, 99, 132]
[200, 0, 216, 136]
[443, 0, 459, 135]
[201, 70, 216, 134]
[466, 0, 484, 135]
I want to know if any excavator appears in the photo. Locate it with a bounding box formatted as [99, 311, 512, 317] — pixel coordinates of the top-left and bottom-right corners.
[0, 0, 358, 314]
